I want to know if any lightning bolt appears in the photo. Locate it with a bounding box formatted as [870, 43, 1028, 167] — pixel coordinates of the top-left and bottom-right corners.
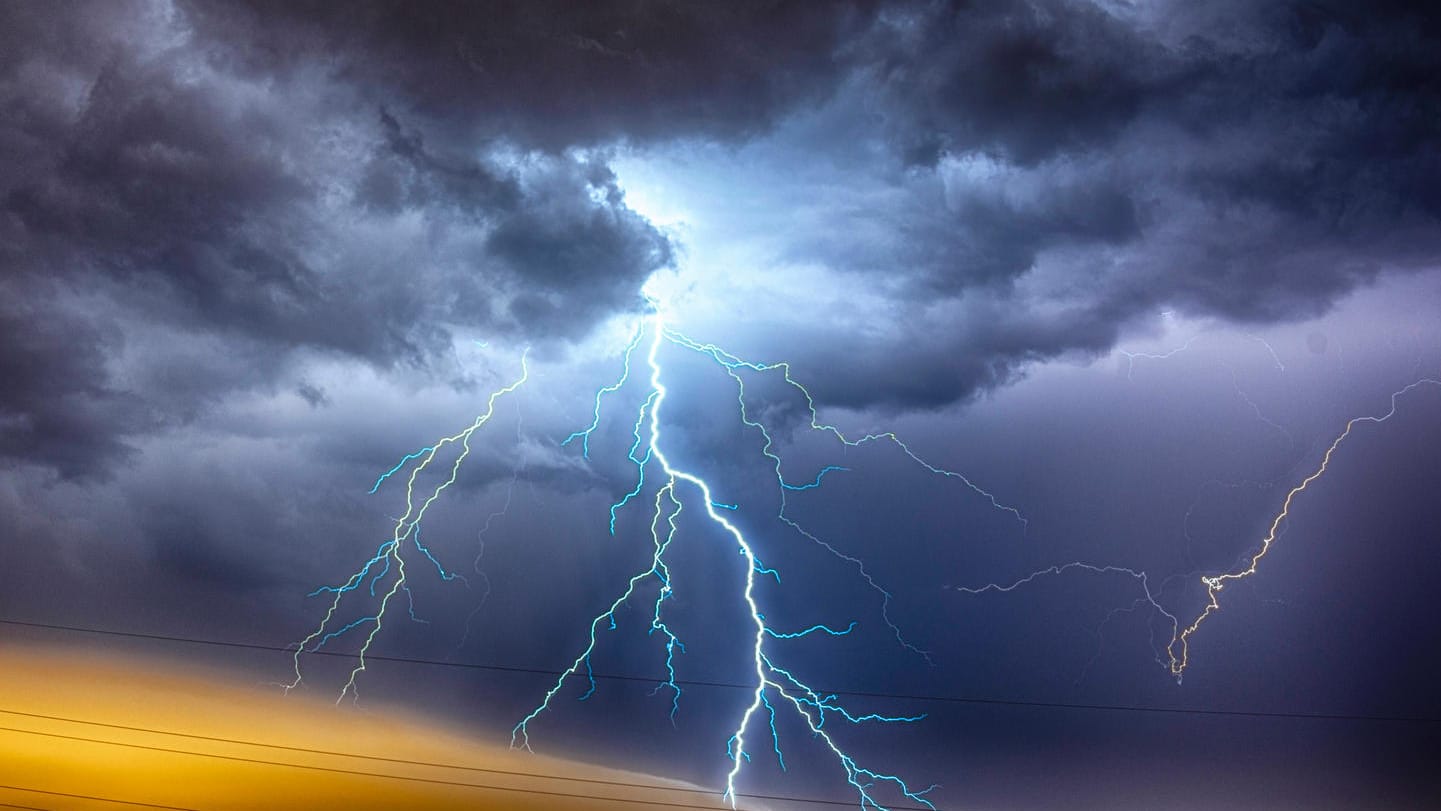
[1119, 335, 1204, 380]
[515, 304, 945, 810]
[1166, 377, 1441, 680]
[287, 352, 530, 702]
[948, 562, 1183, 674]
[1227, 367, 1293, 449]
[1246, 333, 1287, 374]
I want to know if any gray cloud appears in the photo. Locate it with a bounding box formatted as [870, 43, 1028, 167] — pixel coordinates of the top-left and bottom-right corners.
[181, 0, 879, 150]
[862, 0, 1194, 167]
[0, 281, 149, 478]
[9, 0, 1437, 473]
[0, 2, 675, 477]
[698, 0, 1441, 409]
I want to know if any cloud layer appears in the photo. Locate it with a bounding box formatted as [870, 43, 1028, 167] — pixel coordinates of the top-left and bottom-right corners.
[4, 0, 1439, 473]
[648, 0, 1441, 408]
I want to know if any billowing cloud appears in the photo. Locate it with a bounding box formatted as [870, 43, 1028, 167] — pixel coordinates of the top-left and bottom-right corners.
[7, 0, 1437, 472]
[0, 1, 675, 476]
[644, 0, 1441, 409]
[180, 0, 878, 149]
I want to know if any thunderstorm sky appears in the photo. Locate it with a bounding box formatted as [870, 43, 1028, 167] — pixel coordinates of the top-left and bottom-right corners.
[2, 2, 1440, 809]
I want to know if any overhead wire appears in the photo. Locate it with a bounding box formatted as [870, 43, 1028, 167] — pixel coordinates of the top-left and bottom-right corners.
[0, 708, 931, 810]
[2, 618, 1436, 723]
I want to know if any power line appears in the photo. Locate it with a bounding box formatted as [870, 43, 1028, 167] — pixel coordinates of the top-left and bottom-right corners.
[4, 617, 1437, 723]
[0, 726, 778, 806]
[0, 785, 199, 811]
[0, 708, 931, 811]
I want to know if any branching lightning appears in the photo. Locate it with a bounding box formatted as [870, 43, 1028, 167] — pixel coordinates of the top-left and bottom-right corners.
[287, 279, 1436, 807]
[1227, 367, 1294, 448]
[290, 294, 1032, 807]
[1165, 377, 1441, 680]
[509, 302, 1014, 809]
[287, 353, 530, 703]
[951, 562, 1186, 677]
[1119, 335, 1203, 380]
[952, 377, 1440, 685]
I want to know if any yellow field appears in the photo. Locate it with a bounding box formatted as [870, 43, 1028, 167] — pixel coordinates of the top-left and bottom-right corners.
[0, 645, 726, 810]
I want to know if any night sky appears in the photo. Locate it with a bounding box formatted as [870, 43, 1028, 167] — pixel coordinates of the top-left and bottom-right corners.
[3, 2, 1440, 809]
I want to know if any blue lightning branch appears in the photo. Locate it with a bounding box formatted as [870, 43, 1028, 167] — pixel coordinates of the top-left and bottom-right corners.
[647, 483, 687, 721]
[288, 353, 530, 702]
[765, 622, 858, 639]
[413, 528, 467, 585]
[563, 321, 647, 460]
[1227, 367, 1293, 449]
[784, 465, 850, 491]
[369, 447, 436, 494]
[752, 557, 782, 584]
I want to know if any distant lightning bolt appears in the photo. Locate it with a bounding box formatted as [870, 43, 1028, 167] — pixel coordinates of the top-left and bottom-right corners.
[1119, 335, 1203, 380]
[952, 562, 1170, 609]
[1166, 377, 1441, 680]
[453, 404, 528, 658]
[1228, 367, 1293, 448]
[287, 353, 530, 701]
[952, 377, 1439, 685]
[1246, 334, 1286, 374]
[949, 562, 1183, 673]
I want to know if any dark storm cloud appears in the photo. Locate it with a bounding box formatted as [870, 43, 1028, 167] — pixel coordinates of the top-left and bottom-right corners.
[0, 1, 676, 476]
[0, 283, 151, 478]
[3, 0, 1439, 469]
[181, 0, 879, 149]
[864, 0, 1192, 167]
[754, 0, 1441, 408]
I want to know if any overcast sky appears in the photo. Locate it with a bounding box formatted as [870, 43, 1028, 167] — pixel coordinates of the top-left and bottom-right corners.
[3, 2, 1440, 808]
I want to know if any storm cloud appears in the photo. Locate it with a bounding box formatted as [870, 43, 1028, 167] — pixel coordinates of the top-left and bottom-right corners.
[685, 0, 1441, 408]
[4, 0, 1439, 473]
[1, 1, 678, 475]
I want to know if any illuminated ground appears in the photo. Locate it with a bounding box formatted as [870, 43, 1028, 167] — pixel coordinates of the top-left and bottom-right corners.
[0, 645, 726, 810]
